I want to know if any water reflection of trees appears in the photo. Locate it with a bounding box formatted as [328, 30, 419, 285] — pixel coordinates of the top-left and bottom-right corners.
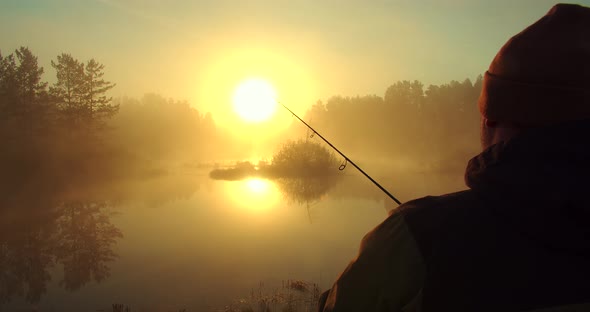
[275, 175, 339, 206]
[0, 200, 122, 304]
[55, 201, 122, 291]
[274, 175, 339, 223]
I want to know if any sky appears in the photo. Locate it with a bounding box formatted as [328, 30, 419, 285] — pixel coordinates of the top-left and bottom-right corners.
[1, 0, 589, 129]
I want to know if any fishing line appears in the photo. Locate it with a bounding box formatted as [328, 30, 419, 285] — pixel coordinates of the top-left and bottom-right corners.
[279, 102, 402, 205]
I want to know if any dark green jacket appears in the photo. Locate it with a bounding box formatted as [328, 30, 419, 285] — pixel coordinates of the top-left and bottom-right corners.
[320, 121, 590, 312]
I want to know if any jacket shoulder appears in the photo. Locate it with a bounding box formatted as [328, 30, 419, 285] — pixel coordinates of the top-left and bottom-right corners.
[393, 190, 484, 261]
[323, 198, 427, 311]
[395, 189, 480, 218]
[394, 189, 483, 227]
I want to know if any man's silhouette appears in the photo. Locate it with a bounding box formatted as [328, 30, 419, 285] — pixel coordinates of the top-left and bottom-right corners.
[320, 3, 590, 311]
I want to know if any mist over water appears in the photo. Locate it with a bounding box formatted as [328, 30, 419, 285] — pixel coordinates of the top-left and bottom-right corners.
[0, 4, 496, 309]
[0, 163, 466, 311]
[0, 50, 476, 309]
[0, 133, 468, 312]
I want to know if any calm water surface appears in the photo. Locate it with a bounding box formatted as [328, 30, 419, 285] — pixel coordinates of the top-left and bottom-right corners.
[1, 168, 463, 311]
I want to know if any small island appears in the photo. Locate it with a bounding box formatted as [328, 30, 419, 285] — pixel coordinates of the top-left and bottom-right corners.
[209, 139, 341, 181]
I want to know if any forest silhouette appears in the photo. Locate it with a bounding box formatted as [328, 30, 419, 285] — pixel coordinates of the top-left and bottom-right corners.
[297, 78, 482, 174]
[1, 46, 481, 187]
[1, 47, 482, 304]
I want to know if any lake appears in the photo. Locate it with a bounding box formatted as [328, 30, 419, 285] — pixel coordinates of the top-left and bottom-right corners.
[0, 167, 464, 312]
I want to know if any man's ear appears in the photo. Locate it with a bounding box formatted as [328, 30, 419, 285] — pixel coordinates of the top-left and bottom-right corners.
[484, 118, 498, 128]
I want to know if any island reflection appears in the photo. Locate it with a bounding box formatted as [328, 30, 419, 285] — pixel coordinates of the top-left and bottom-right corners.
[210, 140, 342, 209]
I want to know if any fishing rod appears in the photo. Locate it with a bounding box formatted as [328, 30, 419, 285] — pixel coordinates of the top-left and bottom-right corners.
[279, 102, 402, 205]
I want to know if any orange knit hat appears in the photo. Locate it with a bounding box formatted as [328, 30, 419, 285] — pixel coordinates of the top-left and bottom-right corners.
[479, 3, 590, 125]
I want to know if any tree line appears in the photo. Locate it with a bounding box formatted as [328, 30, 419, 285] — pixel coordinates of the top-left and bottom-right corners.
[1, 46, 484, 180]
[299, 78, 483, 174]
[0, 47, 228, 193]
[0, 47, 117, 137]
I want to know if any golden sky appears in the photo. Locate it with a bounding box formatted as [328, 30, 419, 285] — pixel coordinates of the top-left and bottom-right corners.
[2, 0, 587, 131]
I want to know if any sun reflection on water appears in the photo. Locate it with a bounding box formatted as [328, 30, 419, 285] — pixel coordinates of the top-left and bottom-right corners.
[246, 178, 268, 194]
[227, 178, 281, 213]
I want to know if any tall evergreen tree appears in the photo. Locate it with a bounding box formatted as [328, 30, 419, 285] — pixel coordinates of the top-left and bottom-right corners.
[50, 55, 117, 129]
[84, 59, 117, 125]
[50, 53, 85, 125]
[11, 47, 48, 134]
[0, 52, 18, 121]
[14, 47, 47, 106]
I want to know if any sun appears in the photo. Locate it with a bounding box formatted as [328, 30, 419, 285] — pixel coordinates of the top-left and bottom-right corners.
[232, 78, 277, 122]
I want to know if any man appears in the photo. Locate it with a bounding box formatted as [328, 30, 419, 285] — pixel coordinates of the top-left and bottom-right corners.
[319, 3, 590, 311]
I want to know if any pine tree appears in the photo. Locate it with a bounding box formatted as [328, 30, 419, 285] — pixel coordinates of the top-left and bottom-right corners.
[50, 53, 86, 125]
[84, 59, 117, 126]
[0, 52, 18, 121]
[50, 55, 117, 129]
[0, 47, 48, 135]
